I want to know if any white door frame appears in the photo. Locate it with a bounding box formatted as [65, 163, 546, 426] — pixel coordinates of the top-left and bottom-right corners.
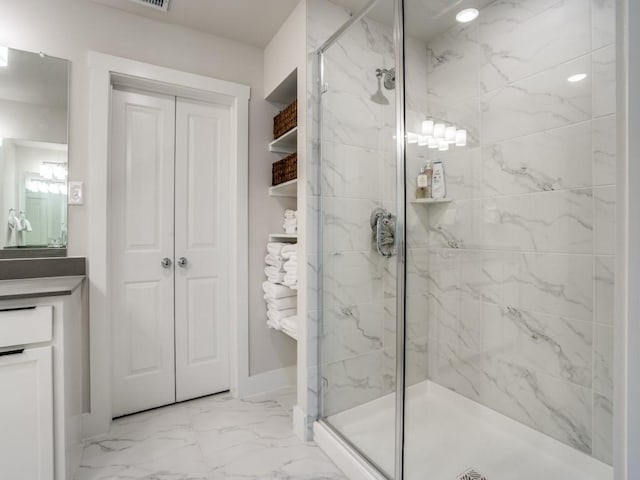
[85, 52, 250, 438]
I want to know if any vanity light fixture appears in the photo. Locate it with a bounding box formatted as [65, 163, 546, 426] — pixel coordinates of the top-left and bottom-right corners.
[567, 73, 587, 83]
[0, 45, 8, 67]
[427, 137, 439, 149]
[456, 8, 479, 23]
[407, 132, 419, 144]
[433, 123, 446, 139]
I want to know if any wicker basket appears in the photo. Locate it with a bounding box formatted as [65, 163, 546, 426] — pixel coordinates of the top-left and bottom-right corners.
[272, 153, 297, 186]
[273, 100, 297, 139]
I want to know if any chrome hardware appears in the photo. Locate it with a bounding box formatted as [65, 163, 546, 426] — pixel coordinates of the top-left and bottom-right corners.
[161, 257, 172, 269]
[177, 257, 188, 268]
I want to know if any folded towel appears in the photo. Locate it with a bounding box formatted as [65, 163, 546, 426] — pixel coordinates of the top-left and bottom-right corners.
[281, 315, 298, 334]
[265, 254, 284, 268]
[267, 296, 297, 310]
[262, 281, 296, 299]
[267, 307, 297, 324]
[265, 264, 284, 275]
[281, 245, 297, 259]
[283, 262, 297, 274]
[265, 271, 285, 283]
[284, 209, 297, 218]
[267, 242, 287, 256]
[283, 227, 297, 234]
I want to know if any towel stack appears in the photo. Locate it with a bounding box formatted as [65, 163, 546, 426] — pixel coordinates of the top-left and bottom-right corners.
[283, 209, 298, 234]
[281, 243, 298, 290]
[263, 242, 298, 338]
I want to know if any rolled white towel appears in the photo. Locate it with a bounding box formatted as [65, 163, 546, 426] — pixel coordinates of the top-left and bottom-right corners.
[283, 262, 297, 273]
[267, 295, 297, 310]
[283, 227, 297, 235]
[267, 307, 297, 324]
[281, 245, 297, 259]
[280, 315, 298, 335]
[265, 264, 285, 275]
[262, 281, 296, 299]
[265, 254, 284, 268]
[284, 209, 297, 218]
[267, 242, 287, 256]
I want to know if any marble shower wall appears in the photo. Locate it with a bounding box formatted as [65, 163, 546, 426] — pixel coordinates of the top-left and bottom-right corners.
[307, 0, 430, 419]
[421, 0, 616, 464]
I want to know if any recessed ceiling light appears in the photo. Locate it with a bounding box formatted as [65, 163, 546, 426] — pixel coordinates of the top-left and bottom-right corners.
[456, 8, 479, 23]
[567, 73, 587, 83]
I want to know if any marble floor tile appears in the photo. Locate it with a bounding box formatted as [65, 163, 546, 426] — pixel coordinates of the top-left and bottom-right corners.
[75, 390, 347, 480]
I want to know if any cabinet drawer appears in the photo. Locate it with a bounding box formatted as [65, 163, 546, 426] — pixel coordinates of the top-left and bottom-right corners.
[0, 306, 53, 348]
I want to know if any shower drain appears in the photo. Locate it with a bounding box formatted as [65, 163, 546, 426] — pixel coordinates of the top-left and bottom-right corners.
[457, 469, 488, 480]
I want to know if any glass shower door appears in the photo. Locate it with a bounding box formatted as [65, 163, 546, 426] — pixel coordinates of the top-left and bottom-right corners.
[317, 0, 400, 476]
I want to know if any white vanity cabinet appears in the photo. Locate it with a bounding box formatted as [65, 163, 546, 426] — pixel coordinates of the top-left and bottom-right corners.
[0, 344, 54, 479]
[0, 277, 84, 480]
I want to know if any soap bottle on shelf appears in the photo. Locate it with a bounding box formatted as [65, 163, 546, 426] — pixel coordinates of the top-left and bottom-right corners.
[432, 161, 446, 199]
[416, 165, 428, 199]
[424, 161, 433, 198]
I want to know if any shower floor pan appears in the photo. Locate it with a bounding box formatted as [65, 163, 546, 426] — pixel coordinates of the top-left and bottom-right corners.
[322, 380, 612, 480]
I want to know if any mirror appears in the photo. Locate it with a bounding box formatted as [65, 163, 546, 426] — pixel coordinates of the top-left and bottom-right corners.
[0, 47, 69, 257]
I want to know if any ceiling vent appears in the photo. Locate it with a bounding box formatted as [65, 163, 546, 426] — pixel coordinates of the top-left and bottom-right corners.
[128, 0, 169, 12]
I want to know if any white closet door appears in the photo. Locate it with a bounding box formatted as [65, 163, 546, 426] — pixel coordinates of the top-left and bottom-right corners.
[110, 88, 177, 417]
[174, 97, 231, 401]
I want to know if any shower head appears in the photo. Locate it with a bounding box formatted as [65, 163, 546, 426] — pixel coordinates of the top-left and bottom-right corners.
[376, 68, 396, 90]
[371, 68, 395, 105]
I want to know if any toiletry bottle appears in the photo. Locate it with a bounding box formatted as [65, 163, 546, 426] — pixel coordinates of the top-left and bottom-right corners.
[425, 161, 433, 198]
[432, 161, 446, 199]
[416, 166, 428, 199]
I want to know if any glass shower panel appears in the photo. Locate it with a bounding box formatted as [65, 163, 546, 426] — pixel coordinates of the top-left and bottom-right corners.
[317, 0, 399, 477]
[402, 0, 616, 479]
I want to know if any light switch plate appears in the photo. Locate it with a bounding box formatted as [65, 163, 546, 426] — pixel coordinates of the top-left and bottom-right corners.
[68, 181, 84, 205]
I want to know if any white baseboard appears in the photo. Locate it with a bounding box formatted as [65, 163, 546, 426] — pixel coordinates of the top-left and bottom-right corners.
[293, 404, 307, 441]
[236, 365, 296, 398]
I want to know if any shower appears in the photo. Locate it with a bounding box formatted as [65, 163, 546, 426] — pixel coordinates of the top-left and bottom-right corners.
[314, 0, 617, 479]
[371, 67, 395, 104]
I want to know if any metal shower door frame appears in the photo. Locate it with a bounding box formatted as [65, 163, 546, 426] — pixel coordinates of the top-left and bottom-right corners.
[314, 0, 408, 479]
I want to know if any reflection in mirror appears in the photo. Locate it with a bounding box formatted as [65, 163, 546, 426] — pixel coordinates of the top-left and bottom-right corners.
[0, 48, 69, 255]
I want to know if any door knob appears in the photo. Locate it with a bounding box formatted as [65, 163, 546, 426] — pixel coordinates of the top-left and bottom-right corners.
[177, 257, 188, 268]
[161, 257, 172, 269]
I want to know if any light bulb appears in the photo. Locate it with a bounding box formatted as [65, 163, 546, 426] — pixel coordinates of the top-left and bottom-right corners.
[445, 126, 457, 144]
[456, 8, 479, 23]
[421, 120, 434, 136]
[567, 73, 587, 83]
[455, 129, 468, 147]
[0, 46, 8, 67]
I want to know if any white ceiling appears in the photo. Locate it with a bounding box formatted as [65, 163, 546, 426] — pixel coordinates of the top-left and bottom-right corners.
[89, 0, 301, 48]
[331, 0, 495, 43]
[89, 0, 494, 49]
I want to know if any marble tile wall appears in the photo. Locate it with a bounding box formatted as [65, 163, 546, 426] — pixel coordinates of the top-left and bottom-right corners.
[421, 0, 616, 464]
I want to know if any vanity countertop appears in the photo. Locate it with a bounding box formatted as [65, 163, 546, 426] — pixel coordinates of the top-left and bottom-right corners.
[0, 275, 84, 301]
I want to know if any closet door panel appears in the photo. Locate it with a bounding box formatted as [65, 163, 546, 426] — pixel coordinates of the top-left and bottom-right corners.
[175, 98, 230, 401]
[110, 88, 177, 417]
